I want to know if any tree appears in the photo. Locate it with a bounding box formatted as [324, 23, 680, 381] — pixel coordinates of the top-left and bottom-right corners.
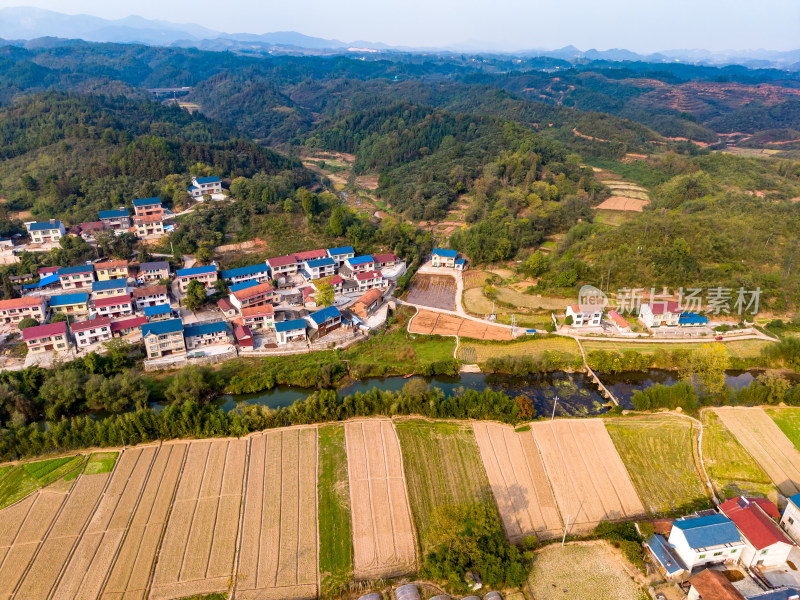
[164, 365, 219, 404]
[183, 279, 207, 311]
[680, 343, 730, 398]
[523, 251, 549, 277]
[137, 243, 152, 264]
[17, 318, 39, 329]
[49, 313, 67, 323]
[195, 242, 215, 264]
[315, 280, 335, 307]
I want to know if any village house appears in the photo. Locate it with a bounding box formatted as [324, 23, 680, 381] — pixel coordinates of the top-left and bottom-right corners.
[98, 208, 131, 231]
[679, 312, 710, 327]
[608, 309, 632, 333]
[94, 294, 134, 319]
[301, 286, 317, 308]
[431, 248, 457, 268]
[302, 257, 337, 280]
[94, 260, 128, 281]
[720, 497, 796, 568]
[355, 270, 385, 292]
[293, 249, 328, 262]
[217, 298, 238, 318]
[143, 304, 173, 322]
[0, 237, 12, 251]
[351, 288, 384, 320]
[71, 317, 112, 348]
[344, 255, 375, 275]
[668, 514, 746, 571]
[141, 318, 186, 359]
[176, 265, 218, 293]
[780, 494, 800, 544]
[92, 278, 128, 299]
[220, 263, 272, 286]
[137, 261, 171, 283]
[38, 266, 60, 277]
[687, 569, 744, 600]
[22, 273, 60, 294]
[454, 258, 466, 271]
[328, 275, 345, 293]
[241, 305, 275, 330]
[110, 315, 147, 338]
[275, 319, 307, 345]
[132, 197, 165, 218]
[234, 324, 254, 351]
[132, 285, 169, 310]
[23, 321, 70, 355]
[0, 297, 47, 326]
[229, 281, 275, 310]
[327, 245, 355, 267]
[639, 301, 681, 328]
[57, 264, 95, 290]
[565, 304, 603, 327]
[133, 214, 165, 239]
[49, 292, 89, 315]
[79, 221, 105, 242]
[188, 176, 223, 199]
[266, 255, 299, 281]
[372, 253, 398, 268]
[26, 220, 65, 244]
[305, 305, 342, 339]
[183, 320, 229, 350]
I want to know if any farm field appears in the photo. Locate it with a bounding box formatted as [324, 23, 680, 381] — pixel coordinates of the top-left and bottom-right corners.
[409, 309, 512, 340]
[714, 407, 800, 497]
[0, 454, 84, 509]
[605, 415, 709, 515]
[530, 420, 645, 534]
[344, 420, 416, 579]
[395, 420, 494, 552]
[595, 196, 649, 211]
[457, 336, 580, 364]
[405, 274, 456, 311]
[765, 407, 800, 451]
[472, 421, 562, 542]
[701, 411, 776, 501]
[528, 541, 648, 600]
[582, 338, 771, 359]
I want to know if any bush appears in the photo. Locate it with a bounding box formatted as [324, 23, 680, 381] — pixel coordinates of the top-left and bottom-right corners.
[631, 382, 697, 411]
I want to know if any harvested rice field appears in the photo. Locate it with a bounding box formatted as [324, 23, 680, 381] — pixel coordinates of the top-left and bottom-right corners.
[404, 274, 456, 311]
[409, 309, 512, 340]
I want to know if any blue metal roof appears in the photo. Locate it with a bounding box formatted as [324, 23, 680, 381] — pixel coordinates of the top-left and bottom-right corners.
[275, 319, 306, 333]
[432, 248, 457, 258]
[29, 221, 63, 231]
[143, 304, 171, 316]
[455, 258, 466, 265]
[679, 312, 708, 324]
[305, 257, 335, 268]
[327, 246, 354, 256]
[194, 176, 221, 184]
[98, 208, 129, 219]
[672, 515, 742, 550]
[176, 265, 217, 278]
[220, 263, 270, 280]
[57, 264, 93, 276]
[347, 255, 374, 266]
[746, 587, 800, 600]
[133, 197, 162, 207]
[141, 318, 183, 337]
[183, 321, 227, 338]
[229, 280, 260, 293]
[48, 292, 89, 307]
[787, 493, 800, 510]
[23, 274, 59, 289]
[307, 305, 342, 325]
[92, 279, 126, 291]
[645, 535, 686, 576]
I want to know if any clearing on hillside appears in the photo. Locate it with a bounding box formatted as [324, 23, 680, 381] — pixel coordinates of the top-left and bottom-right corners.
[714, 407, 800, 497]
[395, 420, 494, 552]
[530, 420, 645, 534]
[472, 421, 562, 542]
[405, 274, 456, 311]
[605, 415, 710, 515]
[344, 420, 416, 579]
[236, 427, 319, 600]
[409, 309, 512, 341]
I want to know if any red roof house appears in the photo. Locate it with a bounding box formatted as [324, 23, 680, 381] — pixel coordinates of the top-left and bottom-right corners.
[719, 497, 795, 567]
[234, 324, 254, 349]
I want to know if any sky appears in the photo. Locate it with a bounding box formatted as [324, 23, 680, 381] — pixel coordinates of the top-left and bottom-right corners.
[0, 0, 798, 53]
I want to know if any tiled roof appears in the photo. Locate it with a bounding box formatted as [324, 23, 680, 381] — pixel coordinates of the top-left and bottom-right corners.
[176, 265, 217, 278]
[80, 221, 104, 232]
[347, 255, 374, 266]
[220, 263, 270, 279]
[48, 292, 89, 307]
[432, 248, 457, 258]
[98, 208, 129, 219]
[293, 249, 327, 261]
[71, 316, 111, 332]
[232, 282, 273, 300]
[183, 321, 227, 338]
[650, 301, 681, 315]
[22, 321, 67, 341]
[133, 197, 162, 207]
[132, 285, 167, 298]
[329, 275, 344, 285]
[327, 246, 354, 256]
[94, 260, 128, 270]
[134, 214, 164, 224]
[217, 298, 234, 312]
[672, 514, 742, 550]
[266, 255, 298, 268]
[139, 261, 170, 272]
[241, 304, 274, 317]
[275, 319, 306, 333]
[234, 324, 253, 341]
[372, 253, 397, 263]
[143, 304, 171, 317]
[92, 279, 127, 291]
[608, 310, 630, 328]
[720, 497, 791, 550]
[0, 296, 43, 310]
[57, 264, 94, 276]
[110, 316, 147, 332]
[305, 257, 335, 268]
[38, 266, 60, 275]
[355, 270, 383, 281]
[93, 294, 132, 308]
[194, 176, 221, 184]
[307, 305, 342, 325]
[141, 318, 183, 337]
[688, 569, 744, 600]
[354, 288, 383, 307]
[29, 221, 63, 231]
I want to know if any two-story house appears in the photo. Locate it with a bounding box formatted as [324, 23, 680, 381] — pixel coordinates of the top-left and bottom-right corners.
[275, 319, 307, 345]
[141, 318, 186, 359]
[23, 321, 70, 355]
[229, 281, 275, 310]
[132, 285, 169, 310]
[780, 493, 800, 544]
[183, 320, 229, 350]
[93, 294, 134, 319]
[305, 305, 342, 339]
[355, 270, 385, 292]
[176, 265, 218, 293]
[266, 255, 299, 281]
[137, 261, 171, 284]
[220, 263, 272, 286]
[372, 253, 398, 268]
[431, 248, 457, 268]
[48, 292, 89, 315]
[0, 297, 47, 326]
[241, 305, 275, 330]
[327, 246, 355, 267]
[26, 220, 65, 244]
[565, 304, 603, 327]
[668, 514, 746, 571]
[94, 260, 128, 281]
[133, 197, 166, 218]
[188, 176, 223, 199]
[344, 255, 375, 275]
[71, 317, 112, 348]
[98, 208, 131, 231]
[639, 301, 682, 328]
[57, 264, 95, 290]
[143, 304, 173, 322]
[302, 257, 337, 280]
[721, 497, 795, 569]
[133, 215, 165, 239]
[92, 279, 128, 300]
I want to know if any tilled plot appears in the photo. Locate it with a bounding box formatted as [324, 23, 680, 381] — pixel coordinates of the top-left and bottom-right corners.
[472, 422, 562, 541]
[531, 420, 644, 534]
[236, 427, 318, 600]
[345, 420, 416, 579]
[408, 309, 512, 341]
[405, 275, 456, 311]
[715, 407, 800, 497]
[407, 310, 438, 334]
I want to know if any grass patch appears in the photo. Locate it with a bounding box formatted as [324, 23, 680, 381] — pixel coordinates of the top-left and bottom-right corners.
[84, 452, 119, 475]
[458, 337, 580, 364]
[317, 424, 353, 595]
[702, 411, 776, 501]
[395, 419, 494, 553]
[25, 455, 83, 485]
[764, 407, 800, 451]
[0, 454, 83, 509]
[515, 425, 531, 433]
[0, 465, 11, 480]
[605, 415, 710, 516]
[582, 338, 772, 359]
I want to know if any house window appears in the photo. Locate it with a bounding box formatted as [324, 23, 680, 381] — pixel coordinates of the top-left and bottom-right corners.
[730, 549, 737, 553]
[699, 554, 707, 559]
[761, 549, 768, 555]
[788, 517, 795, 525]
[713, 552, 723, 557]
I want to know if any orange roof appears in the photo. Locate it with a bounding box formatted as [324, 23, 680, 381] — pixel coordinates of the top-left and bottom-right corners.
[132, 285, 167, 298]
[608, 310, 630, 328]
[134, 215, 163, 224]
[0, 296, 43, 310]
[232, 282, 273, 300]
[354, 288, 382, 307]
[688, 569, 744, 600]
[241, 304, 274, 317]
[95, 260, 128, 270]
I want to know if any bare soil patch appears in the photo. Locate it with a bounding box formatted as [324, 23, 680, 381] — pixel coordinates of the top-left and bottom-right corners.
[408, 309, 512, 341]
[405, 274, 456, 311]
[595, 196, 649, 212]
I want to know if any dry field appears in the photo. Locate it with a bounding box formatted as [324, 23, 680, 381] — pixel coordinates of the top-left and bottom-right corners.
[409, 309, 512, 341]
[457, 336, 580, 364]
[472, 422, 562, 542]
[714, 407, 800, 497]
[344, 420, 416, 579]
[595, 196, 649, 212]
[404, 274, 456, 311]
[236, 428, 319, 600]
[530, 420, 645, 534]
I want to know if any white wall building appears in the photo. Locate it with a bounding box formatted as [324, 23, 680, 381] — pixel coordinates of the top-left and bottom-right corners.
[668, 514, 746, 571]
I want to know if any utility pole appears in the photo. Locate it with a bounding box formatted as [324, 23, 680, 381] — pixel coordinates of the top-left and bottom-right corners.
[551, 395, 560, 420]
[562, 515, 570, 546]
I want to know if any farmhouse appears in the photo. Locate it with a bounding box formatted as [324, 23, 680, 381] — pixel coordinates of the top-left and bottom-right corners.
[302, 257, 336, 280]
[327, 245, 355, 267]
[344, 255, 375, 274]
[355, 270, 385, 291]
[0, 237, 12, 250]
[687, 569, 744, 600]
[431, 248, 457, 268]
[26, 220, 65, 244]
[608, 309, 632, 332]
[639, 301, 681, 328]
[720, 497, 796, 568]
[133, 197, 165, 218]
[110, 315, 147, 338]
[133, 214, 165, 239]
[57, 264, 95, 290]
[79, 221, 104, 242]
[188, 176, 222, 199]
[94, 260, 128, 281]
[455, 258, 466, 271]
[0, 297, 46, 326]
[328, 275, 345, 293]
[220, 263, 271, 285]
[22, 321, 70, 355]
[680, 312, 709, 327]
[351, 288, 383, 319]
[266, 254, 299, 280]
[141, 318, 186, 359]
[644, 530, 689, 580]
[137, 261, 171, 283]
[49, 292, 89, 315]
[780, 494, 800, 544]
[92, 278, 128, 299]
[71, 317, 112, 348]
[301, 286, 317, 308]
[94, 294, 134, 319]
[98, 208, 131, 231]
[143, 304, 173, 322]
[668, 514, 746, 570]
[241, 304, 275, 330]
[305, 305, 342, 338]
[234, 324, 254, 351]
[229, 281, 276, 310]
[275, 319, 307, 345]
[565, 304, 603, 327]
[132, 285, 169, 310]
[372, 253, 398, 268]
[22, 273, 60, 293]
[183, 320, 229, 350]
[176, 265, 218, 293]
[293, 249, 328, 262]
[217, 297, 237, 318]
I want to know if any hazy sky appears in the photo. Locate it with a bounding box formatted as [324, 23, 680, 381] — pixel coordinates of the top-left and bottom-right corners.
[1, 0, 798, 52]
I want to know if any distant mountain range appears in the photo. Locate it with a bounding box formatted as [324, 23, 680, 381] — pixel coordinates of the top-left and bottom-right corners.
[1, 6, 799, 68]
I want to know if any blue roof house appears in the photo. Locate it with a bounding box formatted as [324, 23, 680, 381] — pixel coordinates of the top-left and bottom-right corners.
[432, 248, 457, 268]
[327, 246, 355, 265]
[190, 176, 223, 199]
[667, 514, 746, 570]
[780, 493, 800, 544]
[143, 303, 173, 322]
[305, 305, 342, 339]
[220, 263, 271, 285]
[275, 318, 307, 345]
[141, 318, 186, 359]
[183, 320, 229, 350]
